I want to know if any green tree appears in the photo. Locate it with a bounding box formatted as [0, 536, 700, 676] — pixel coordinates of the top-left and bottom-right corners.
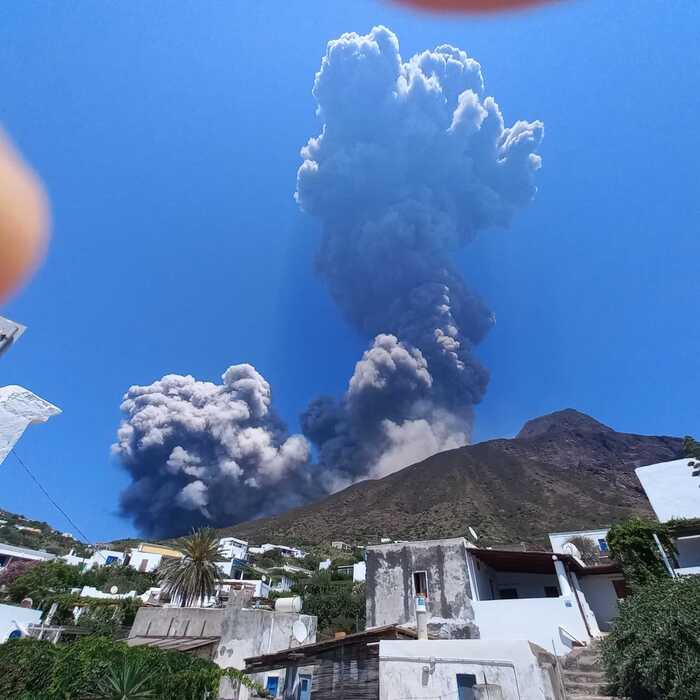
[296, 570, 365, 636]
[5, 559, 84, 605]
[607, 518, 676, 589]
[601, 576, 700, 699]
[160, 528, 222, 607]
[682, 435, 700, 459]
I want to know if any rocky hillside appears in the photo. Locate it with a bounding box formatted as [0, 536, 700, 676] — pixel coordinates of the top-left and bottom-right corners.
[220, 409, 682, 548]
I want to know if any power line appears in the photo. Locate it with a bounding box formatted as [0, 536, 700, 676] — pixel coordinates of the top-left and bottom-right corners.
[10, 448, 101, 557]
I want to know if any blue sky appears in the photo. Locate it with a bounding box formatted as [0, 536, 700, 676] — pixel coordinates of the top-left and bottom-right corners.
[1, 0, 699, 541]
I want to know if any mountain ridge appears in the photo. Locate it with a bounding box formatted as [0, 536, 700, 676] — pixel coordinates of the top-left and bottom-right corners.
[219, 409, 682, 548]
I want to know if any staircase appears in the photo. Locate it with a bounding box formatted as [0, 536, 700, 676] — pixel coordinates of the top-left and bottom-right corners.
[560, 642, 622, 700]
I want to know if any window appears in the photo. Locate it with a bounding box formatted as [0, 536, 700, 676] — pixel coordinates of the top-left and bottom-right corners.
[598, 538, 609, 553]
[139, 559, 148, 572]
[413, 571, 428, 597]
[498, 587, 518, 599]
[265, 676, 279, 697]
[457, 673, 477, 700]
[105, 555, 118, 565]
[544, 585, 559, 598]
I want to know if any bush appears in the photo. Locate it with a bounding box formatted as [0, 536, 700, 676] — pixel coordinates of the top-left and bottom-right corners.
[0, 636, 261, 699]
[601, 576, 700, 699]
[607, 518, 676, 589]
[296, 571, 365, 636]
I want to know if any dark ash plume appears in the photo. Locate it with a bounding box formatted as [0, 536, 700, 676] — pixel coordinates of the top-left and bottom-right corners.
[296, 26, 543, 482]
[115, 26, 543, 535]
[113, 365, 320, 537]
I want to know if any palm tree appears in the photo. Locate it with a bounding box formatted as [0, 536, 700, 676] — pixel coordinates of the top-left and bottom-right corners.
[160, 528, 223, 607]
[89, 658, 154, 699]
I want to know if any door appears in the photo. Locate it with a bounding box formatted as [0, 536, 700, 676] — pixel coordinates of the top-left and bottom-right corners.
[298, 674, 312, 700]
[265, 676, 279, 697]
[457, 674, 477, 700]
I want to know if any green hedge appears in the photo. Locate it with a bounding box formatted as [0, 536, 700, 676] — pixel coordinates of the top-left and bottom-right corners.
[601, 576, 700, 699]
[0, 636, 260, 700]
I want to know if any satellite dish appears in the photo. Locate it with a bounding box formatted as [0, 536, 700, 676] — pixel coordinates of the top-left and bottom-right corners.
[468, 527, 478, 541]
[110, 586, 119, 595]
[292, 620, 308, 643]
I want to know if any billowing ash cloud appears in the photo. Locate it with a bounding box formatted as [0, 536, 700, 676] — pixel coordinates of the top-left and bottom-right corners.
[114, 365, 321, 537]
[297, 26, 543, 483]
[115, 26, 542, 535]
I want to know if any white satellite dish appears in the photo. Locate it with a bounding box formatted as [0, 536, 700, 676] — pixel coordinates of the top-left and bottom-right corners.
[468, 527, 479, 541]
[110, 586, 119, 595]
[292, 620, 308, 643]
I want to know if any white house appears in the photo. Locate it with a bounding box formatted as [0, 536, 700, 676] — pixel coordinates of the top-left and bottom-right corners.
[366, 537, 626, 655]
[126, 542, 183, 573]
[0, 542, 55, 570]
[218, 536, 248, 561]
[62, 548, 125, 570]
[249, 543, 307, 559]
[636, 458, 700, 575]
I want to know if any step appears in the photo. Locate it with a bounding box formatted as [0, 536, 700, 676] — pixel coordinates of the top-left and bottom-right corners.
[562, 670, 606, 685]
[562, 653, 603, 671]
[563, 680, 610, 696]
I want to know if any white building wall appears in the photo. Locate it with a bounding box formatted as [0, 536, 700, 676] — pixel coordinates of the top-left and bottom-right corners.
[353, 561, 366, 582]
[0, 603, 42, 643]
[578, 574, 622, 632]
[635, 458, 700, 521]
[473, 596, 589, 655]
[128, 549, 162, 573]
[218, 537, 248, 561]
[379, 639, 561, 700]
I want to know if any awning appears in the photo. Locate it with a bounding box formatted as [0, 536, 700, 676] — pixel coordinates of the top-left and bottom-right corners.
[470, 548, 621, 576]
[126, 635, 220, 652]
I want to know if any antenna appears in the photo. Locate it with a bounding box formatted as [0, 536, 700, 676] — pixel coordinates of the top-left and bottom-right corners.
[0, 316, 26, 359]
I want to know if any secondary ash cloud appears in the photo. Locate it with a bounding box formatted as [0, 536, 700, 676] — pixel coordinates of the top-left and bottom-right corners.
[115, 26, 542, 535]
[114, 365, 320, 537]
[297, 26, 543, 483]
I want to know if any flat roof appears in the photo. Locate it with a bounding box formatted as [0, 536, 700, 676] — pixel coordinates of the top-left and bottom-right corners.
[636, 459, 700, 521]
[0, 542, 56, 560]
[470, 548, 620, 576]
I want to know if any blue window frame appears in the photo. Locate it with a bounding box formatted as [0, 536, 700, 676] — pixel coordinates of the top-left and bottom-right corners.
[265, 676, 279, 697]
[598, 539, 609, 552]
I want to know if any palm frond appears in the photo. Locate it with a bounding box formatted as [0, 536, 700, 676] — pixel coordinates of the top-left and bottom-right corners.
[160, 528, 223, 607]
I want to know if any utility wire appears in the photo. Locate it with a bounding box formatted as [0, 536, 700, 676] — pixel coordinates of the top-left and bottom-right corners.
[10, 448, 106, 561]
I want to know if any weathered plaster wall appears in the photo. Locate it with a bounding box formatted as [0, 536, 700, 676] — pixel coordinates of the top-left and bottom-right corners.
[379, 639, 564, 700]
[366, 538, 478, 639]
[216, 607, 317, 700]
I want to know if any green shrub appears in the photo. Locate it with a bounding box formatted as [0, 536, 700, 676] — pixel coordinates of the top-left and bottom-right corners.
[0, 636, 262, 700]
[601, 576, 700, 699]
[607, 518, 676, 589]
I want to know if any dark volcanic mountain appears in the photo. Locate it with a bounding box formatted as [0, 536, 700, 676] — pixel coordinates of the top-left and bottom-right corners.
[221, 409, 682, 548]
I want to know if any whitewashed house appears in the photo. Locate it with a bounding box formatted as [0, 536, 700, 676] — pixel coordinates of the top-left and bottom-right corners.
[366, 537, 626, 654]
[249, 543, 307, 559]
[636, 457, 700, 575]
[0, 542, 55, 570]
[218, 536, 249, 562]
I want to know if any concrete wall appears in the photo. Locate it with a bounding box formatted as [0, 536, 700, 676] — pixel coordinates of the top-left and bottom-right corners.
[216, 607, 317, 700]
[0, 603, 42, 643]
[379, 639, 564, 700]
[472, 596, 588, 656]
[366, 538, 478, 639]
[635, 458, 700, 521]
[578, 575, 621, 632]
